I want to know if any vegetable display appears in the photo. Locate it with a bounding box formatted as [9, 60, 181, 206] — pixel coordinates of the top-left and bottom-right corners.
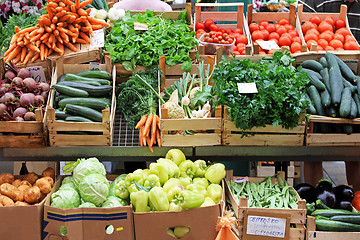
[105, 10, 196, 72]
[227, 174, 299, 209]
[0, 64, 50, 121]
[3, 0, 110, 65]
[0, 167, 55, 206]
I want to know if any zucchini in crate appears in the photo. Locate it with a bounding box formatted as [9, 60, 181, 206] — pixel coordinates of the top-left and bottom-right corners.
[52, 84, 89, 97]
[65, 116, 94, 122]
[316, 219, 360, 232]
[301, 60, 324, 72]
[65, 73, 111, 85]
[76, 70, 112, 80]
[57, 81, 112, 97]
[65, 104, 103, 122]
[58, 98, 110, 111]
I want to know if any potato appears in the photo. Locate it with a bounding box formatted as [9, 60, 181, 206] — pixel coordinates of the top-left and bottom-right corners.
[35, 178, 52, 194]
[12, 179, 22, 188]
[38, 192, 47, 203]
[0, 173, 14, 185]
[0, 202, 3, 206]
[0, 183, 23, 202]
[15, 201, 29, 206]
[42, 167, 55, 180]
[23, 172, 39, 185]
[20, 180, 32, 187]
[0, 195, 15, 206]
[25, 186, 41, 204]
[18, 184, 30, 194]
[43, 176, 54, 187]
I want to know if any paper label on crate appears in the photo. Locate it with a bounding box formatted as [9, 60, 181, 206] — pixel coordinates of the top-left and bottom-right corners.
[90, 29, 105, 48]
[246, 216, 287, 238]
[90, 62, 100, 70]
[26, 66, 46, 83]
[237, 82, 258, 94]
[256, 40, 281, 50]
[134, 22, 148, 31]
[234, 177, 249, 183]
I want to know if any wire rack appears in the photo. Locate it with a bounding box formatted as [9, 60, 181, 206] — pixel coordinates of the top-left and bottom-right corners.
[112, 112, 140, 147]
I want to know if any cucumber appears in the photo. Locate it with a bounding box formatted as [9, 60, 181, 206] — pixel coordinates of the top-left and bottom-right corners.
[59, 98, 109, 111]
[321, 88, 331, 107]
[65, 73, 111, 85]
[301, 68, 323, 80]
[326, 106, 338, 118]
[57, 81, 113, 97]
[354, 93, 360, 117]
[65, 104, 103, 122]
[320, 68, 331, 91]
[76, 70, 112, 80]
[65, 116, 94, 122]
[307, 72, 326, 91]
[349, 97, 358, 119]
[55, 110, 70, 120]
[329, 67, 344, 107]
[333, 54, 356, 84]
[305, 93, 317, 114]
[316, 219, 360, 232]
[301, 60, 324, 72]
[325, 52, 340, 70]
[58, 74, 66, 82]
[330, 215, 360, 225]
[58, 94, 71, 100]
[308, 85, 325, 116]
[75, 81, 102, 86]
[311, 209, 359, 218]
[319, 57, 328, 68]
[343, 79, 357, 93]
[339, 87, 352, 118]
[52, 84, 89, 97]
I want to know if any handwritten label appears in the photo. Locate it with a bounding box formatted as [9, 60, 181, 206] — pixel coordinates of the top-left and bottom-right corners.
[256, 40, 281, 50]
[90, 62, 100, 70]
[134, 22, 148, 31]
[90, 29, 105, 49]
[26, 66, 46, 83]
[237, 82, 258, 94]
[234, 177, 249, 183]
[246, 216, 286, 238]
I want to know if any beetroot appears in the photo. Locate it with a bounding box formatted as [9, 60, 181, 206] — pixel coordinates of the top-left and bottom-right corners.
[12, 77, 23, 87]
[0, 103, 7, 115]
[13, 107, 28, 118]
[5, 71, 16, 80]
[0, 96, 4, 103]
[38, 82, 50, 92]
[34, 95, 45, 106]
[15, 116, 24, 121]
[17, 68, 31, 79]
[24, 111, 36, 121]
[41, 91, 48, 100]
[23, 78, 37, 91]
[0, 87, 6, 95]
[19, 93, 35, 107]
[4, 92, 15, 105]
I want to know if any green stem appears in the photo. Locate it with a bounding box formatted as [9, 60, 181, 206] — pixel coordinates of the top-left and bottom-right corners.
[135, 74, 165, 105]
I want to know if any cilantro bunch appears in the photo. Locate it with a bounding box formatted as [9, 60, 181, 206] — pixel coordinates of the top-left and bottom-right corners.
[105, 10, 197, 72]
[213, 51, 309, 131]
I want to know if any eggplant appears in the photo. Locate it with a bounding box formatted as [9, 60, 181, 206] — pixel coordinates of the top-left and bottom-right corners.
[295, 183, 317, 203]
[316, 179, 336, 208]
[333, 185, 354, 202]
[336, 201, 353, 211]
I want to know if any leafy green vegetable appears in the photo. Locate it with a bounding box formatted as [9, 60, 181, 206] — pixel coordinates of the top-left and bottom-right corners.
[51, 187, 81, 209]
[73, 157, 106, 186]
[213, 51, 309, 132]
[78, 173, 110, 206]
[105, 10, 197, 71]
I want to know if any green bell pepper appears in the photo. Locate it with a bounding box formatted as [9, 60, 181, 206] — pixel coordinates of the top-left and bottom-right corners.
[108, 174, 127, 197]
[173, 190, 205, 210]
[157, 158, 180, 178]
[144, 174, 160, 188]
[114, 180, 130, 199]
[165, 149, 186, 166]
[127, 183, 139, 194]
[149, 187, 169, 211]
[186, 183, 207, 197]
[179, 177, 192, 188]
[205, 163, 226, 184]
[193, 178, 209, 189]
[130, 190, 149, 212]
[207, 184, 223, 204]
[174, 227, 190, 239]
[201, 197, 216, 207]
[149, 162, 169, 185]
[179, 160, 196, 178]
[163, 178, 181, 193]
[125, 172, 145, 187]
[194, 160, 207, 178]
[167, 185, 184, 201]
[167, 228, 176, 238]
[169, 202, 182, 211]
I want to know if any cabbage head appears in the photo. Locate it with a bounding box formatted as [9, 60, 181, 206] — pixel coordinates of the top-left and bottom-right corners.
[51, 188, 81, 209]
[73, 158, 106, 186]
[77, 173, 109, 206]
[62, 176, 75, 185]
[101, 196, 126, 208]
[78, 202, 97, 208]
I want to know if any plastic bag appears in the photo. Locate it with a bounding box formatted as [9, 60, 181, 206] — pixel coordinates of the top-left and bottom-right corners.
[113, 0, 172, 12]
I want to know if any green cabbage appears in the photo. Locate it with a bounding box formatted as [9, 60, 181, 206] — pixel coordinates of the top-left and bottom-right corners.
[79, 202, 97, 208]
[73, 158, 106, 186]
[62, 176, 75, 185]
[51, 188, 81, 209]
[78, 173, 109, 206]
[101, 196, 126, 208]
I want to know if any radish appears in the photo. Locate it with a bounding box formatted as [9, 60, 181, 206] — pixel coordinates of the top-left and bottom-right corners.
[19, 93, 35, 107]
[13, 107, 28, 118]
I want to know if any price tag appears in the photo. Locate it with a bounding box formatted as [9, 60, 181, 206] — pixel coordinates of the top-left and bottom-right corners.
[26, 66, 46, 83]
[90, 62, 100, 70]
[134, 22, 148, 31]
[90, 29, 105, 49]
[237, 82, 258, 94]
[256, 40, 281, 50]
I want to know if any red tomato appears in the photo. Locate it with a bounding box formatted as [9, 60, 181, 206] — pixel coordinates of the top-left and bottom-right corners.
[266, 24, 276, 33]
[204, 19, 215, 29]
[232, 51, 240, 55]
[226, 28, 232, 34]
[195, 22, 205, 31]
[259, 20, 269, 28]
[209, 24, 220, 32]
[213, 37, 219, 43]
[234, 28, 243, 34]
[220, 29, 226, 33]
[261, 30, 269, 40]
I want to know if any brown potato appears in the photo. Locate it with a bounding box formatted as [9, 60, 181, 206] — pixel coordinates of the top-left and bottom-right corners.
[0, 202, 3, 206]
[15, 201, 29, 206]
[0, 195, 15, 206]
[12, 179, 22, 188]
[38, 192, 47, 203]
[23, 172, 39, 185]
[0, 183, 23, 202]
[35, 178, 52, 194]
[25, 186, 41, 204]
[42, 167, 55, 180]
[43, 176, 54, 187]
[0, 173, 14, 185]
[18, 184, 30, 194]
[20, 180, 32, 187]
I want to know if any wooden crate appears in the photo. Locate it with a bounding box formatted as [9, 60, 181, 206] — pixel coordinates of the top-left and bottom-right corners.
[225, 170, 307, 240]
[257, 161, 295, 178]
[159, 56, 222, 147]
[307, 216, 360, 240]
[247, 4, 307, 56]
[297, 4, 360, 53]
[47, 61, 115, 146]
[195, 2, 252, 56]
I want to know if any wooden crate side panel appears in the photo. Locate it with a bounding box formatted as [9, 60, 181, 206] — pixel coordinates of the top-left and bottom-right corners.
[308, 115, 360, 124]
[247, 4, 296, 26]
[49, 135, 111, 146]
[161, 134, 221, 147]
[306, 133, 360, 145]
[0, 121, 43, 133]
[224, 120, 305, 133]
[307, 231, 360, 240]
[161, 118, 221, 131]
[48, 121, 109, 132]
[224, 134, 304, 146]
[0, 135, 45, 147]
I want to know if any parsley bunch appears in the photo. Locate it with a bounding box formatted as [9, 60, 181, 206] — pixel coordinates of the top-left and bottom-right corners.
[213, 51, 309, 131]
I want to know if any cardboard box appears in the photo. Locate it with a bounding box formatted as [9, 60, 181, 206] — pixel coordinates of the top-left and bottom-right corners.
[43, 176, 134, 240]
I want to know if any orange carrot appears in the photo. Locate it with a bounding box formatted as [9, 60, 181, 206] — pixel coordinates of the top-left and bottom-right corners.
[70, 5, 76, 13]
[59, 2, 65, 7]
[38, 27, 45, 34]
[64, 41, 77, 52]
[45, 26, 52, 33]
[20, 47, 27, 63]
[45, 6, 54, 19]
[68, 15, 76, 24]
[36, 40, 41, 48]
[144, 113, 154, 137]
[50, 24, 56, 31]
[38, 18, 45, 28]
[29, 29, 38, 37]
[40, 32, 51, 41]
[135, 115, 148, 129]
[31, 52, 40, 63]
[75, 38, 87, 44]
[55, 7, 63, 13]
[48, 2, 58, 8]
[42, 17, 51, 26]
[75, 0, 80, 9]
[23, 50, 35, 65]
[14, 26, 20, 33]
[52, 16, 58, 24]
[17, 26, 38, 35]
[67, 30, 77, 37]
[48, 48, 53, 56]
[57, 41, 64, 54]
[17, 41, 25, 47]
[150, 115, 157, 146]
[156, 128, 161, 147]
[26, 43, 40, 53]
[44, 41, 52, 49]
[53, 29, 60, 36]
[88, 17, 111, 27]
[40, 44, 45, 61]
[64, 0, 74, 6]
[85, 8, 91, 14]
[23, 37, 30, 46]
[48, 34, 55, 44]
[57, 27, 68, 33]
[53, 45, 63, 54]
[16, 34, 24, 43]
[139, 127, 143, 146]
[4, 44, 17, 57]
[77, 8, 88, 16]
[81, 26, 90, 32]
[68, 24, 76, 32]
[79, 32, 90, 43]
[146, 136, 153, 153]
[91, 24, 104, 31]
[59, 15, 70, 22]
[13, 53, 22, 64]
[60, 32, 69, 43]
[44, 46, 49, 59]
[24, 32, 30, 39]
[10, 34, 18, 45]
[56, 34, 63, 44]
[79, 0, 92, 8]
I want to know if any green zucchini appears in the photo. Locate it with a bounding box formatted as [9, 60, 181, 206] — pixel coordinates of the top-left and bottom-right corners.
[354, 93, 360, 117]
[65, 116, 94, 122]
[329, 67, 344, 107]
[326, 106, 338, 118]
[316, 219, 360, 232]
[55, 110, 70, 120]
[343, 79, 357, 93]
[311, 209, 358, 218]
[305, 93, 317, 115]
[320, 68, 331, 91]
[65, 104, 103, 122]
[57, 81, 112, 97]
[58, 74, 66, 82]
[65, 73, 111, 85]
[75, 81, 102, 86]
[308, 85, 325, 116]
[349, 97, 358, 119]
[301, 60, 324, 72]
[59, 98, 109, 111]
[319, 57, 328, 68]
[333, 54, 356, 84]
[325, 52, 340, 70]
[52, 84, 89, 97]
[330, 215, 360, 225]
[343, 124, 353, 135]
[307, 72, 326, 91]
[76, 70, 111, 80]
[301, 68, 323, 80]
[339, 87, 352, 118]
[321, 88, 331, 107]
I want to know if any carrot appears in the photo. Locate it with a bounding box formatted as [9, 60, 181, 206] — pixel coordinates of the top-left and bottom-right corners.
[36, 40, 41, 48]
[135, 115, 148, 129]
[75, 38, 87, 44]
[44, 46, 49, 59]
[75, 23, 81, 29]
[48, 48, 53, 56]
[75, 0, 80, 9]
[64, 41, 77, 52]
[40, 44, 45, 61]
[77, 8, 88, 16]
[53, 29, 60, 36]
[60, 32, 69, 43]
[50, 7, 57, 13]
[17, 41, 25, 47]
[84, 20, 93, 36]
[88, 17, 111, 27]
[26, 43, 40, 53]
[48, 34, 55, 44]
[38, 27, 45, 34]
[150, 115, 157, 146]
[79, 0, 92, 8]
[55, 7, 63, 13]
[55, 10, 66, 19]
[23, 37, 30, 46]
[156, 128, 161, 147]
[52, 16, 58, 24]
[4, 44, 17, 57]
[80, 26, 90, 32]
[42, 17, 51, 26]
[20, 47, 27, 63]
[70, 5, 76, 13]
[44, 41, 52, 49]
[63, 22, 68, 28]
[57, 41, 64, 54]
[48, 2, 58, 8]
[68, 24, 76, 32]
[13, 53, 22, 64]
[67, 30, 77, 37]
[85, 8, 91, 14]
[31, 52, 40, 63]
[156, 115, 160, 130]
[17, 34, 24, 43]
[59, 15, 70, 22]
[73, 17, 84, 25]
[91, 24, 104, 31]
[10, 34, 18, 45]
[59, 2, 65, 7]
[23, 50, 35, 65]
[29, 29, 38, 37]
[64, 0, 74, 6]
[45, 6, 54, 19]
[40, 32, 51, 41]
[68, 15, 76, 24]
[79, 32, 90, 43]
[50, 24, 56, 31]
[17, 26, 38, 35]
[144, 113, 154, 137]
[15, 26, 20, 33]
[146, 136, 153, 153]
[53, 45, 63, 54]
[57, 27, 68, 33]
[45, 26, 52, 33]
[56, 34, 63, 44]
[38, 18, 45, 28]
[139, 127, 143, 146]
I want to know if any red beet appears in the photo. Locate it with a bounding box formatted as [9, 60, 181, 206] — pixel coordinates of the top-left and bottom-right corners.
[24, 111, 36, 121]
[19, 93, 35, 107]
[12, 77, 23, 87]
[13, 107, 28, 118]
[34, 95, 45, 106]
[17, 68, 31, 79]
[38, 82, 50, 92]
[3, 92, 15, 105]
[23, 78, 37, 91]
[5, 71, 16, 80]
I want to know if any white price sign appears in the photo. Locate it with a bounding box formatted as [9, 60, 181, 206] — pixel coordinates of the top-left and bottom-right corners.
[256, 40, 281, 50]
[89, 62, 100, 70]
[237, 82, 258, 94]
[26, 66, 46, 83]
[90, 29, 105, 49]
[134, 22, 148, 31]
[246, 216, 287, 238]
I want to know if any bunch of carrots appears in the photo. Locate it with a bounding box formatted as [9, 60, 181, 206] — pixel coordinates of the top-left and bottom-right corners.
[135, 113, 161, 153]
[3, 0, 110, 65]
